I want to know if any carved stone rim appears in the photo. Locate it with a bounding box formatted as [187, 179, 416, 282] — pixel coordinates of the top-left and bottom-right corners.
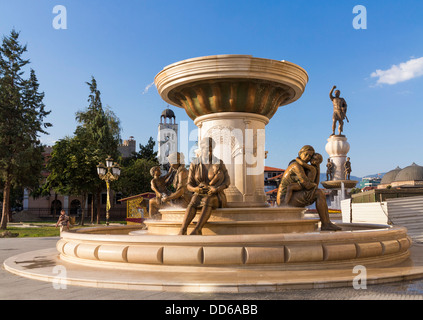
[193, 112, 270, 126]
[154, 54, 309, 111]
[321, 180, 358, 189]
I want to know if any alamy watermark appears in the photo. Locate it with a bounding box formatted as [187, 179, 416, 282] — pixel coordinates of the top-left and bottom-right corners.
[52, 265, 67, 289]
[353, 5, 367, 30]
[158, 121, 266, 175]
[52, 5, 67, 30]
[352, 265, 367, 289]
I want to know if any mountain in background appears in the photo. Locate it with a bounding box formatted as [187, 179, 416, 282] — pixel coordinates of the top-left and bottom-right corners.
[361, 173, 386, 179]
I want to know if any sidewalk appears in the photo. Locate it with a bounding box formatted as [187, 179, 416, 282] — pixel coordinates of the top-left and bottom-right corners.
[1, 236, 423, 300]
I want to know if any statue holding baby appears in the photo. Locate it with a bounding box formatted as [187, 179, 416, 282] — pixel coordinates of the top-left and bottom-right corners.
[276, 145, 341, 231]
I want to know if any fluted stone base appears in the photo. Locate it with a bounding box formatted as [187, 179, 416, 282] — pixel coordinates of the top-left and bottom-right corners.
[3, 222, 418, 292]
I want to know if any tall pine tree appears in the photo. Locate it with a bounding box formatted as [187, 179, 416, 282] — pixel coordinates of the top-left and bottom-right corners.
[45, 77, 121, 225]
[0, 30, 51, 229]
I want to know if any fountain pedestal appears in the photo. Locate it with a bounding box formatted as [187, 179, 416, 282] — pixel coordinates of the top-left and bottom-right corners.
[321, 135, 358, 209]
[144, 207, 318, 235]
[194, 112, 269, 207]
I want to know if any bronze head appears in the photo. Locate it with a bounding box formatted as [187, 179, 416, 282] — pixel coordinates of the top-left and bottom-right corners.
[150, 166, 161, 177]
[298, 145, 315, 162]
[199, 137, 216, 161]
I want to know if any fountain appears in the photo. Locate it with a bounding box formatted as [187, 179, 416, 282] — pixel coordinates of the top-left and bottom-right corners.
[4, 55, 423, 292]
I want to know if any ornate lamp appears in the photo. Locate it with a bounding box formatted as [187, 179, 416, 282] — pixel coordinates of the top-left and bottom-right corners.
[97, 156, 120, 226]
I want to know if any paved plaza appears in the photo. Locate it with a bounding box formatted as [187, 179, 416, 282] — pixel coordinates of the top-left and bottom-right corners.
[2, 236, 423, 300]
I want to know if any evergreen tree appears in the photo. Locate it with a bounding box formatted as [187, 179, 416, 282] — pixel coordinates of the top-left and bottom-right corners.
[114, 137, 159, 197]
[45, 77, 121, 225]
[113, 158, 158, 197]
[124, 136, 158, 164]
[0, 30, 51, 229]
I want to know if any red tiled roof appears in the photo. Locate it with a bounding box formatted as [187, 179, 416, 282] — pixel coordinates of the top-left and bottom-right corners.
[264, 166, 284, 172]
[268, 173, 284, 180]
[362, 186, 376, 192]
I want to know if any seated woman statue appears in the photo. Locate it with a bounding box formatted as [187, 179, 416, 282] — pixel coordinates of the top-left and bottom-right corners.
[276, 145, 341, 231]
[179, 137, 230, 235]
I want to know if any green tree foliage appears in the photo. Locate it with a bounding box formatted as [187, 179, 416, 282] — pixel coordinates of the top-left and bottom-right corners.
[115, 137, 159, 197]
[75, 77, 121, 159]
[113, 158, 158, 197]
[44, 77, 121, 225]
[45, 136, 100, 224]
[349, 187, 362, 195]
[0, 30, 51, 229]
[128, 136, 158, 162]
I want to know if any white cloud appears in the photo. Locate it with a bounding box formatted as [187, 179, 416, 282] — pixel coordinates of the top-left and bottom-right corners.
[371, 57, 423, 85]
[142, 82, 155, 94]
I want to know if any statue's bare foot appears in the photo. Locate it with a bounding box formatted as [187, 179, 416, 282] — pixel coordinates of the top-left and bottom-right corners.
[178, 228, 187, 235]
[190, 229, 202, 235]
[321, 222, 342, 231]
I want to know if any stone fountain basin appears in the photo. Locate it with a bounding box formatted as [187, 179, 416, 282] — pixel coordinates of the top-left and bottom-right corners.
[154, 54, 309, 120]
[4, 221, 417, 293]
[56, 222, 411, 271]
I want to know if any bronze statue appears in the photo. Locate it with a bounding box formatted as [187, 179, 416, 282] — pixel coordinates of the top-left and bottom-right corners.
[344, 157, 352, 180]
[149, 166, 174, 218]
[326, 158, 334, 181]
[283, 153, 322, 205]
[330, 85, 348, 136]
[276, 145, 341, 231]
[179, 137, 230, 235]
[161, 152, 192, 207]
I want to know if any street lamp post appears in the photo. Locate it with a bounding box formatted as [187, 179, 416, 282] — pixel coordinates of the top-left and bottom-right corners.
[97, 156, 121, 226]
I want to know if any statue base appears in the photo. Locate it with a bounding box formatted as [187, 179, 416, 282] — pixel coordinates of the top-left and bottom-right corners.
[325, 135, 351, 181]
[143, 207, 318, 235]
[321, 180, 358, 189]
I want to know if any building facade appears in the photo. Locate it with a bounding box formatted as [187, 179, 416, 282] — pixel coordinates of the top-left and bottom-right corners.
[20, 137, 136, 221]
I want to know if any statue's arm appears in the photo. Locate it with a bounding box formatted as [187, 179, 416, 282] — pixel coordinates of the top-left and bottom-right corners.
[315, 165, 321, 185]
[151, 180, 161, 197]
[187, 163, 200, 193]
[291, 162, 310, 184]
[216, 162, 231, 192]
[329, 85, 336, 101]
[163, 168, 174, 185]
[167, 170, 187, 200]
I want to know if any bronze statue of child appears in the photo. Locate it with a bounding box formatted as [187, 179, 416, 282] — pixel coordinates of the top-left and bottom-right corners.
[209, 164, 225, 187]
[149, 166, 173, 217]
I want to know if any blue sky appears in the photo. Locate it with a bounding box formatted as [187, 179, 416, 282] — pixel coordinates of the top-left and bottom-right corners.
[1, 0, 423, 177]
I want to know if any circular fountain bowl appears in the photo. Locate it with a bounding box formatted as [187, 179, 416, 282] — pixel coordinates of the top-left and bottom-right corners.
[4, 223, 419, 292]
[321, 180, 358, 189]
[53, 223, 411, 270]
[154, 55, 309, 120]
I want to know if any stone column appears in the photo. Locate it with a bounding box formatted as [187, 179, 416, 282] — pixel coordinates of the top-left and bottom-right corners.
[325, 135, 350, 181]
[194, 112, 269, 207]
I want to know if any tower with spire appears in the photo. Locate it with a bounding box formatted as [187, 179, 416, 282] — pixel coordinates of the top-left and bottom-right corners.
[157, 106, 178, 167]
